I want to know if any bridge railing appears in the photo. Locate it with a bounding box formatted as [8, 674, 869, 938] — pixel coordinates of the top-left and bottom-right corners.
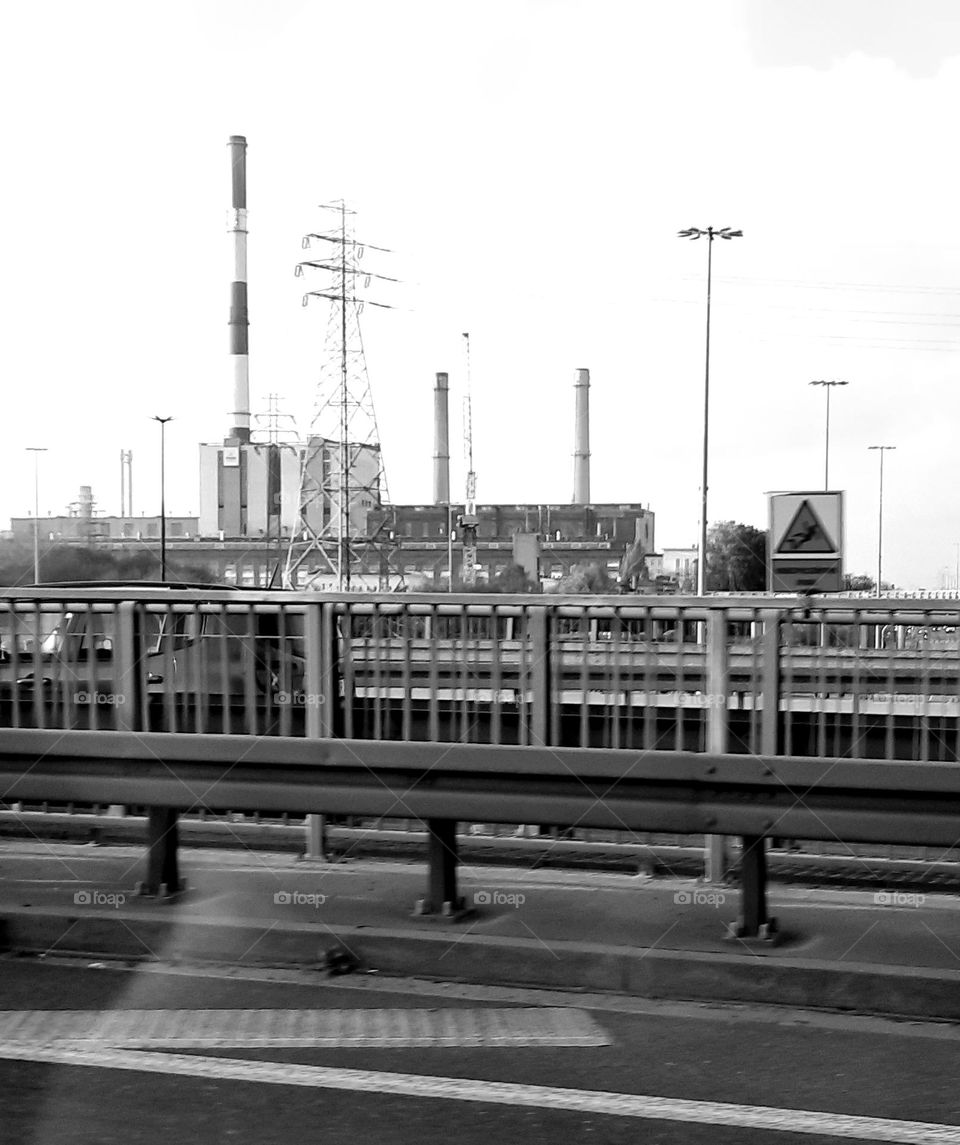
[0, 588, 958, 761]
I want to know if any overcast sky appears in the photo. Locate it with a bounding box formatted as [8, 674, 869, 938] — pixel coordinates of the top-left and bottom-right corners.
[2, 0, 960, 589]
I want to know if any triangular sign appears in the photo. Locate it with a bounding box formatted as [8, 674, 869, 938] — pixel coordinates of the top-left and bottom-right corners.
[778, 500, 836, 554]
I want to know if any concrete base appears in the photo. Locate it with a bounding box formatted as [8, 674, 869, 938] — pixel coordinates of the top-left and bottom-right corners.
[3, 906, 960, 1023]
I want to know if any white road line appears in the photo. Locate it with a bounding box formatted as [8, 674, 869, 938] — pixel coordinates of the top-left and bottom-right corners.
[0, 1008, 609, 1049]
[0, 1043, 957, 1143]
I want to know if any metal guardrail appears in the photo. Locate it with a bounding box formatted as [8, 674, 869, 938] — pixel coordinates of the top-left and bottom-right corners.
[2, 588, 960, 931]
[2, 729, 960, 847]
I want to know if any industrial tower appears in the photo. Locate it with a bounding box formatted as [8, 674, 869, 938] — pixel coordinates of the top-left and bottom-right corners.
[283, 202, 401, 591]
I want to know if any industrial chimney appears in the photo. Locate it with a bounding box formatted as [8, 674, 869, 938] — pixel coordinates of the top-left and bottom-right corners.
[227, 135, 251, 443]
[573, 367, 590, 504]
[433, 371, 450, 504]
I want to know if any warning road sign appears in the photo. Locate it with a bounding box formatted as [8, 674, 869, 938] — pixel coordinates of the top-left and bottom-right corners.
[770, 492, 842, 557]
[768, 491, 844, 593]
[778, 499, 836, 554]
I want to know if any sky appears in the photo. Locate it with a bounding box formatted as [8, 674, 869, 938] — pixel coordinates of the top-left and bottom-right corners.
[2, 0, 960, 589]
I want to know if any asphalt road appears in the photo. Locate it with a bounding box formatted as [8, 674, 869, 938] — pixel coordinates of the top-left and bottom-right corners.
[2, 956, 960, 1144]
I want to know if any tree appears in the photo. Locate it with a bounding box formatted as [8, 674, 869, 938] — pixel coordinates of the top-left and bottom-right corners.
[618, 539, 649, 590]
[557, 561, 615, 594]
[843, 573, 875, 592]
[489, 563, 538, 593]
[705, 521, 767, 592]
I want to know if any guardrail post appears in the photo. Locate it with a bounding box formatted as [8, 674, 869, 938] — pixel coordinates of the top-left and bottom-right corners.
[137, 807, 182, 898]
[704, 610, 729, 883]
[303, 602, 336, 861]
[731, 833, 775, 940]
[416, 818, 464, 916]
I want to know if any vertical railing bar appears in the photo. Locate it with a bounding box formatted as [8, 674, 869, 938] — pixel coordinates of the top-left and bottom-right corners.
[849, 610, 862, 760]
[243, 605, 259, 738]
[427, 605, 439, 742]
[162, 603, 176, 734]
[196, 603, 209, 736]
[611, 611, 622, 750]
[760, 609, 780, 758]
[579, 609, 590, 748]
[529, 606, 549, 750]
[673, 607, 684, 752]
[9, 601, 22, 730]
[401, 604, 413, 742]
[643, 606, 655, 751]
[85, 607, 99, 733]
[30, 603, 48, 732]
[278, 606, 292, 738]
[372, 603, 383, 742]
[219, 602, 232, 737]
[491, 605, 503, 745]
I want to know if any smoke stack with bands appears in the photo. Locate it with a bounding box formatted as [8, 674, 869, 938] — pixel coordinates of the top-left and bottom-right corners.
[227, 135, 251, 443]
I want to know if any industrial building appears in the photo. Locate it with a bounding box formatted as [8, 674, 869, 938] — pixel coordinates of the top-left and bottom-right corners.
[5, 137, 668, 592]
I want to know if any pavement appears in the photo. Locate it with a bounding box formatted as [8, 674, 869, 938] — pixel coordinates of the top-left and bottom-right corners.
[3, 840, 960, 1022]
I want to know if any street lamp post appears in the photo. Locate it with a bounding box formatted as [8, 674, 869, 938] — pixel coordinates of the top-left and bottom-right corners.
[809, 380, 848, 489]
[868, 445, 895, 598]
[678, 226, 743, 596]
[25, 447, 47, 584]
[152, 417, 173, 582]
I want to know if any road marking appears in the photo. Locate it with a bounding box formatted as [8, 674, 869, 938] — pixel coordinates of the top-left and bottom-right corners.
[0, 1007, 608, 1048]
[20, 956, 960, 1044]
[0, 1043, 958, 1142]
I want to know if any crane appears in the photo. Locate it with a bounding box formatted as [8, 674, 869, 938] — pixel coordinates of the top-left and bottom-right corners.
[460, 332, 478, 587]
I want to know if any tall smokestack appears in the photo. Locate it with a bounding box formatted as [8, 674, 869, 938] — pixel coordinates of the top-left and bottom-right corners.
[433, 371, 450, 503]
[573, 367, 590, 504]
[227, 135, 251, 443]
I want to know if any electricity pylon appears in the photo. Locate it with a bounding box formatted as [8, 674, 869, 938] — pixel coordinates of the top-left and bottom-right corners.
[283, 202, 402, 591]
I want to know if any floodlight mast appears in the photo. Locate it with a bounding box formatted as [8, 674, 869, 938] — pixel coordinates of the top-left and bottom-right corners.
[676, 226, 743, 596]
[809, 380, 849, 489]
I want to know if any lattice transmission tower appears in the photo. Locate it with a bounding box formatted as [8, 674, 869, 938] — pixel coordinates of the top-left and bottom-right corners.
[283, 201, 401, 591]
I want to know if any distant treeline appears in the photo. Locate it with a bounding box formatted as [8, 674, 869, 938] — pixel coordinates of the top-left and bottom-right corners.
[0, 540, 220, 588]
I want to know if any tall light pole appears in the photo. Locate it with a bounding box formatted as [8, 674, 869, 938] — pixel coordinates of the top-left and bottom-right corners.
[25, 447, 47, 584]
[152, 417, 173, 582]
[678, 226, 743, 595]
[809, 379, 848, 489]
[868, 445, 895, 598]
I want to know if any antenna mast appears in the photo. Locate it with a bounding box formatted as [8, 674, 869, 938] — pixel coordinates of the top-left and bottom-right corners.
[284, 201, 401, 591]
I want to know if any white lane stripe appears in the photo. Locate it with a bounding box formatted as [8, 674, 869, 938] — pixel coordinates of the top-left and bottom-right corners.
[0, 1008, 609, 1049]
[0, 1044, 957, 1143]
